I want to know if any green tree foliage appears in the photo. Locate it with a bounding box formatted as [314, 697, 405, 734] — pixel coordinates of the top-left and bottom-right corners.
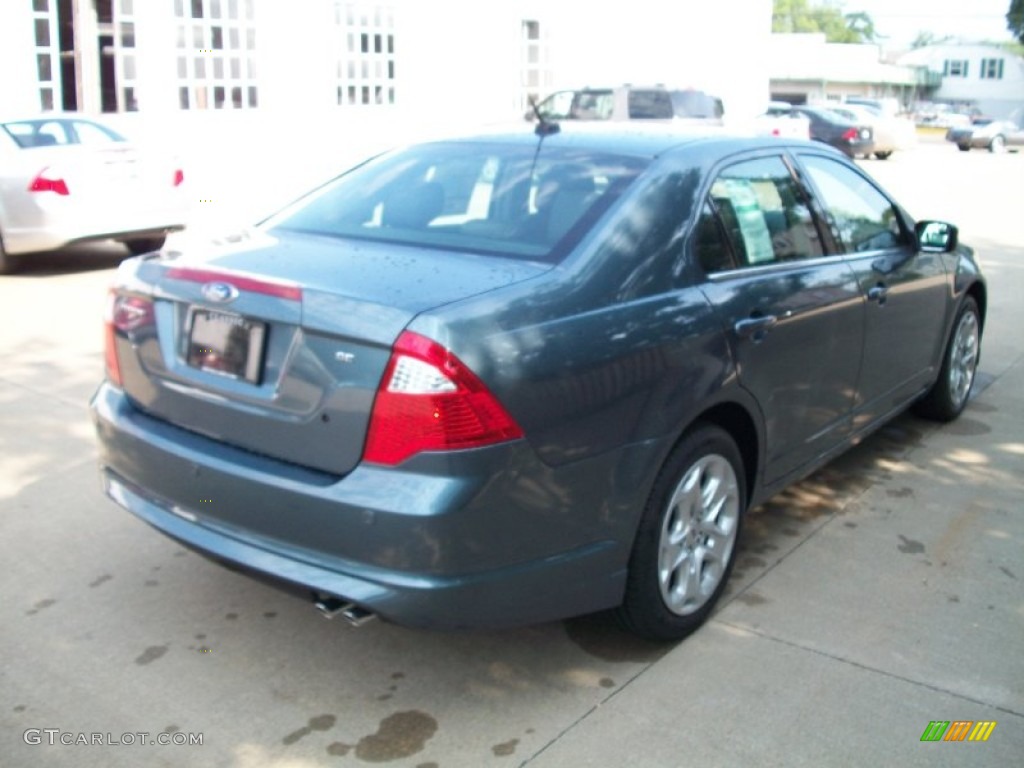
[1009, 0, 1024, 44]
[773, 0, 878, 43]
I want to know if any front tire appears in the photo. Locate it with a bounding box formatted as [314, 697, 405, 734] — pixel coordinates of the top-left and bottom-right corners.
[957, 144, 971, 152]
[615, 424, 746, 641]
[874, 151, 893, 160]
[989, 135, 1006, 153]
[914, 297, 980, 422]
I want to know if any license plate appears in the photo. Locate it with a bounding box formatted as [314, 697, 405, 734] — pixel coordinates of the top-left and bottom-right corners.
[186, 309, 266, 384]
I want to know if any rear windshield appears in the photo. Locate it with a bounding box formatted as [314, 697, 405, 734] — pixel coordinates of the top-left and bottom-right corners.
[2, 118, 125, 148]
[267, 142, 649, 262]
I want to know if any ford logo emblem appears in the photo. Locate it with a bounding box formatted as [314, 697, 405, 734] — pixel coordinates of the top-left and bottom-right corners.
[201, 282, 239, 304]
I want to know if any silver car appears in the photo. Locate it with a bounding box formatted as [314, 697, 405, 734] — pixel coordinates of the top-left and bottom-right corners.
[0, 115, 187, 273]
[946, 118, 1024, 153]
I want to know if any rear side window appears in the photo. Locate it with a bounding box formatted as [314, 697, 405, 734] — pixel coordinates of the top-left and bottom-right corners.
[698, 156, 824, 272]
[800, 155, 907, 252]
[267, 142, 648, 262]
[628, 90, 674, 119]
[670, 90, 724, 119]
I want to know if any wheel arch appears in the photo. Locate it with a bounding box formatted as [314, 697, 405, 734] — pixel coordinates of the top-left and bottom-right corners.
[694, 401, 760, 507]
[965, 280, 987, 335]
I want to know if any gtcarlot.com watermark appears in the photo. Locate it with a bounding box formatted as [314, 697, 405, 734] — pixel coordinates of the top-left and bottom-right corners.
[24, 729, 203, 747]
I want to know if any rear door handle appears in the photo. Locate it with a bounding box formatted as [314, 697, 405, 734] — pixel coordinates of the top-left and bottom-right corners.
[734, 314, 778, 341]
[867, 283, 888, 304]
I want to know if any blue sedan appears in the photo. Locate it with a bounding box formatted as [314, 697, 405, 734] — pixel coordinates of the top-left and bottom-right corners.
[92, 123, 985, 640]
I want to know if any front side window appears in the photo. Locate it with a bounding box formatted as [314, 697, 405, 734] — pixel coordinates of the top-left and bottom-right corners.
[800, 155, 906, 253]
[570, 90, 614, 120]
[699, 156, 823, 272]
[267, 143, 648, 262]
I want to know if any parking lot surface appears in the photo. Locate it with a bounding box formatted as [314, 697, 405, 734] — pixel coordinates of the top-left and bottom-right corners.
[1, 141, 1022, 767]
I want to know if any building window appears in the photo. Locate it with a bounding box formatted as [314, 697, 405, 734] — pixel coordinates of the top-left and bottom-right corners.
[334, 2, 395, 106]
[980, 58, 1004, 80]
[520, 19, 551, 111]
[31, 3, 59, 111]
[175, 0, 258, 109]
[106, 0, 140, 111]
[942, 59, 969, 78]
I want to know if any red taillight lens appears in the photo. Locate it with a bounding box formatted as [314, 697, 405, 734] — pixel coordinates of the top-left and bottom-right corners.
[363, 331, 524, 466]
[104, 292, 155, 387]
[28, 169, 69, 195]
[841, 128, 859, 142]
[173, 169, 185, 187]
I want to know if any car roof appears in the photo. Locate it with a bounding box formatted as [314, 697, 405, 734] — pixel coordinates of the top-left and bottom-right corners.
[424, 122, 812, 159]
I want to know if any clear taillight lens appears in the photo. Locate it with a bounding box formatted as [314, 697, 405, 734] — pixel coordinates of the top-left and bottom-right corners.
[104, 292, 155, 387]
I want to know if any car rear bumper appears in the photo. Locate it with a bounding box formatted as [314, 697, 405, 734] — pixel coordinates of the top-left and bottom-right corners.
[91, 383, 655, 629]
[2, 194, 187, 254]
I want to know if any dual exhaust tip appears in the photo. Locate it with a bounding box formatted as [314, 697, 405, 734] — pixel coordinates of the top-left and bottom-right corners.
[313, 593, 376, 627]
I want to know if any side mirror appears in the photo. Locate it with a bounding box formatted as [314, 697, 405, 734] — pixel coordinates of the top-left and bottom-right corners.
[916, 220, 958, 253]
[524, 109, 536, 122]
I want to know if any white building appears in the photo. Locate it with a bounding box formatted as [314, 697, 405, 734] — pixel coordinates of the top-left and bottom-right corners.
[898, 43, 1024, 121]
[3, 1, 771, 121]
[1, 1, 771, 220]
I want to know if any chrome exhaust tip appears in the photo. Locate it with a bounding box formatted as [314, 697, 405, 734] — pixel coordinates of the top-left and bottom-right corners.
[313, 594, 377, 626]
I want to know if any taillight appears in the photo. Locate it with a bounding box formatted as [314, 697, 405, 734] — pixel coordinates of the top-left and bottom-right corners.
[841, 128, 859, 142]
[173, 169, 184, 187]
[364, 331, 523, 465]
[104, 291, 155, 387]
[28, 169, 69, 195]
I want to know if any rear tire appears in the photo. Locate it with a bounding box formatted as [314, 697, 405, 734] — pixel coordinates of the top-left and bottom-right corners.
[123, 236, 166, 256]
[615, 424, 746, 641]
[989, 135, 1006, 153]
[0, 231, 20, 275]
[957, 144, 971, 152]
[874, 151, 893, 160]
[914, 297, 980, 422]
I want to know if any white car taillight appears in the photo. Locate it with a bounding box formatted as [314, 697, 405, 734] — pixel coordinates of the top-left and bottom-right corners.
[28, 168, 69, 195]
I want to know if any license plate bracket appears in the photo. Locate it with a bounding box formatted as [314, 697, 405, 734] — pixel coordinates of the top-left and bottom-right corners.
[186, 308, 266, 384]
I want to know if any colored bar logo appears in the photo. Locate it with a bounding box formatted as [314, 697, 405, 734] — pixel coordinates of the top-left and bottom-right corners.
[921, 721, 996, 742]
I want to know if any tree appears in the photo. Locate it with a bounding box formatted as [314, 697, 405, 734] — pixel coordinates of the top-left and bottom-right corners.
[1009, 0, 1024, 44]
[773, 0, 878, 43]
[911, 31, 952, 49]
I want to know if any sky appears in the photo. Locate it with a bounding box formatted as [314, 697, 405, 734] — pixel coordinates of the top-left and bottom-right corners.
[839, 0, 1016, 47]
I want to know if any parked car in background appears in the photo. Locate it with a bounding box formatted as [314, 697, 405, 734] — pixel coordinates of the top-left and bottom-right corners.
[93, 124, 984, 641]
[752, 102, 811, 139]
[828, 103, 917, 160]
[792, 105, 874, 158]
[946, 118, 1024, 152]
[0, 114, 186, 274]
[530, 85, 725, 126]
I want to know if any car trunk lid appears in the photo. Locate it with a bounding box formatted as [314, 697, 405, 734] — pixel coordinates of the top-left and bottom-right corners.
[112, 231, 546, 476]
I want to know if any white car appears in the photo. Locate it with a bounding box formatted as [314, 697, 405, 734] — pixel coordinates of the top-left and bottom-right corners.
[0, 114, 187, 273]
[752, 102, 811, 140]
[828, 103, 917, 160]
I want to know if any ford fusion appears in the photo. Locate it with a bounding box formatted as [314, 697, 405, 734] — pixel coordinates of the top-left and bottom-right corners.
[92, 124, 985, 640]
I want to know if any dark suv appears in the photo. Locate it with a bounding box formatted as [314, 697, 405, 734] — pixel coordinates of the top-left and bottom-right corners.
[531, 85, 725, 126]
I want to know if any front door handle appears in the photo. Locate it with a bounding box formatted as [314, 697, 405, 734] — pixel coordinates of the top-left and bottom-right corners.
[734, 314, 778, 341]
[867, 283, 889, 304]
